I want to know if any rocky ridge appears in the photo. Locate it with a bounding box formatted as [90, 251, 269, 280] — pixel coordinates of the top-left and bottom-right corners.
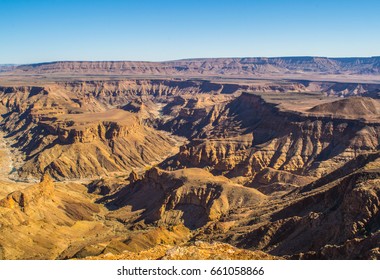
[9, 57, 380, 76]
[84, 241, 280, 260]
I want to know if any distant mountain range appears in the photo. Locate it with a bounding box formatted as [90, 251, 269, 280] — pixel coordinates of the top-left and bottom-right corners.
[2, 57, 380, 78]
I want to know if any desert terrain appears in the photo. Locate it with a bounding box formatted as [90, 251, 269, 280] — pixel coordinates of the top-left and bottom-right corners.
[0, 57, 379, 260]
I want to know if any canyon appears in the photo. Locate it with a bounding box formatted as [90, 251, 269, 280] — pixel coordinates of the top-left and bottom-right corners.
[0, 57, 379, 260]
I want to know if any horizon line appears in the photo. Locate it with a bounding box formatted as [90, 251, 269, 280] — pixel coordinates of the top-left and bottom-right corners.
[3, 55, 380, 66]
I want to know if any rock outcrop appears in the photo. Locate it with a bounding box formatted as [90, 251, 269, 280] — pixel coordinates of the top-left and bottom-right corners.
[84, 241, 281, 260]
[104, 167, 266, 229]
[0, 174, 54, 210]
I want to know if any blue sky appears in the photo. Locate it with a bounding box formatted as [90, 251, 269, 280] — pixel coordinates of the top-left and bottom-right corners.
[1, 0, 379, 63]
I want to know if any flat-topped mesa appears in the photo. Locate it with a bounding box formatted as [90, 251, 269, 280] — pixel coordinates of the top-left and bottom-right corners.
[56, 120, 137, 144]
[55, 80, 239, 100]
[307, 96, 379, 117]
[10, 57, 380, 76]
[15, 106, 180, 180]
[36, 108, 141, 144]
[0, 173, 54, 211]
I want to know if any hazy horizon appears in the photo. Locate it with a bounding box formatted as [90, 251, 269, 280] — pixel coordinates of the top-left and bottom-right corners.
[1, 0, 380, 64]
[2, 55, 380, 66]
